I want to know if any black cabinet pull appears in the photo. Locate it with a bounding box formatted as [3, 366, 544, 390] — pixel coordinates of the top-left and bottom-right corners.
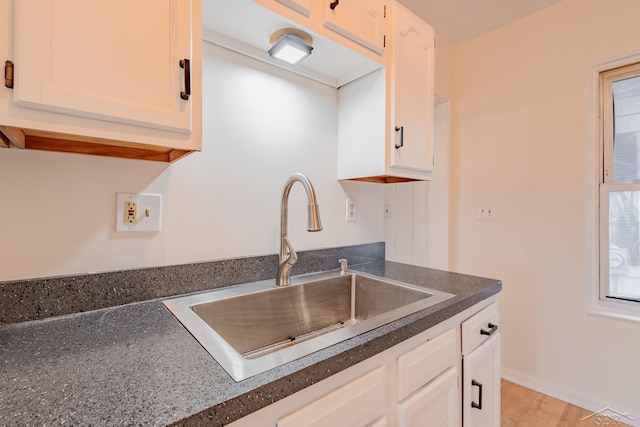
[471, 379, 483, 410]
[480, 323, 498, 336]
[180, 59, 191, 100]
[395, 126, 404, 149]
[330, 0, 339, 10]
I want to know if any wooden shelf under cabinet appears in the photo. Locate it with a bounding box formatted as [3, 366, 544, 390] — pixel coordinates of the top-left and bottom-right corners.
[0, 126, 193, 162]
[344, 175, 422, 183]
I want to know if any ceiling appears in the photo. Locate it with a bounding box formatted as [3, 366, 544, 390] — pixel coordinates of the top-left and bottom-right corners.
[398, 0, 564, 44]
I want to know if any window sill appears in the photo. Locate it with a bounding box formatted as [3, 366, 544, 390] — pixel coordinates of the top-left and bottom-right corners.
[587, 298, 640, 323]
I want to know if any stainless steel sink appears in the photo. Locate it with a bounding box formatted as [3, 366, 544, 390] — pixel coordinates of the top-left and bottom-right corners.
[164, 271, 453, 381]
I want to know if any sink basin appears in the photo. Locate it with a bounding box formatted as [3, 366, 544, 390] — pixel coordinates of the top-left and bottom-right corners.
[164, 271, 453, 381]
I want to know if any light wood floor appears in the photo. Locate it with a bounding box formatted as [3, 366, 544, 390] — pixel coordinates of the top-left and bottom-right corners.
[501, 380, 632, 426]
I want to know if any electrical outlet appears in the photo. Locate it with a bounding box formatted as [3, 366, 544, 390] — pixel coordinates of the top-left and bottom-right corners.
[116, 193, 162, 232]
[346, 198, 357, 222]
[125, 201, 137, 224]
[476, 203, 496, 220]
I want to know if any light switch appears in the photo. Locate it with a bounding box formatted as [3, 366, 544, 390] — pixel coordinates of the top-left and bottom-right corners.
[476, 203, 496, 220]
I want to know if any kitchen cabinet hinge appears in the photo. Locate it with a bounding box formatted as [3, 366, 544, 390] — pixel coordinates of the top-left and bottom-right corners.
[4, 60, 14, 89]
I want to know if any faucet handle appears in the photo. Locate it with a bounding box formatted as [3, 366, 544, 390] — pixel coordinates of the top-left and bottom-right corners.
[338, 258, 348, 275]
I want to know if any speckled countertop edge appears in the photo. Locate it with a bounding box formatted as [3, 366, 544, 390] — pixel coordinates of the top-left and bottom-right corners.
[0, 259, 501, 427]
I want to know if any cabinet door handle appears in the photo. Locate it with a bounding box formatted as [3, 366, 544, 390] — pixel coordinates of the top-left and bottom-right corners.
[471, 379, 483, 410]
[4, 60, 14, 89]
[395, 126, 404, 149]
[329, 0, 339, 10]
[180, 59, 191, 100]
[480, 323, 498, 336]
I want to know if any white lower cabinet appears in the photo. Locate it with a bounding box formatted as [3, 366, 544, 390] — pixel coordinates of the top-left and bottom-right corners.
[397, 328, 457, 401]
[228, 298, 500, 427]
[461, 303, 501, 427]
[396, 328, 458, 427]
[397, 367, 458, 427]
[277, 367, 386, 427]
[275, 327, 458, 427]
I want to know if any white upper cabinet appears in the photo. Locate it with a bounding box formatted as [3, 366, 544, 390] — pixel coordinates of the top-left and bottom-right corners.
[1, 0, 202, 161]
[201, 0, 435, 179]
[248, 0, 385, 69]
[337, 1, 435, 182]
[272, 0, 313, 16]
[14, 0, 192, 133]
[322, 0, 386, 54]
[206, 0, 382, 88]
[388, 2, 435, 174]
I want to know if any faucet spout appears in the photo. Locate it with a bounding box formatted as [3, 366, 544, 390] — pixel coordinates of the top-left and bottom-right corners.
[277, 173, 322, 286]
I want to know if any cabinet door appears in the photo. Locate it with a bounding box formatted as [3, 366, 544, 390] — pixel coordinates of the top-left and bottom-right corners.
[388, 2, 435, 174]
[397, 328, 457, 401]
[322, 0, 385, 54]
[14, 0, 193, 133]
[463, 334, 501, 427]
[272, 0, 313, 16]
[277, 367, 386, 427]
[397, 367, 459, 427]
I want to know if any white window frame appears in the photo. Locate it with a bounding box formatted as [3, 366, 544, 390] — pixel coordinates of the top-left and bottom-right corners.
[589, 53, 640, 321]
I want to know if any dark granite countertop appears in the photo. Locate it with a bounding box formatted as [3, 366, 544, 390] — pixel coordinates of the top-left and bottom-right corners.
[0, 260, 501, 427]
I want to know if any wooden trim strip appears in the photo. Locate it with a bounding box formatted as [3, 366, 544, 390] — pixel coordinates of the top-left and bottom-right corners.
[0, 125, 195, 162]
[343, 175, 421, 183]
[0, 126, 26, 148]
[0, 132, 10, 148]
[24, 135, 174, 162]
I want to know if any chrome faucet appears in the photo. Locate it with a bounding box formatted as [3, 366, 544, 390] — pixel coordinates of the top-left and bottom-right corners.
[277, 173, 323, 286]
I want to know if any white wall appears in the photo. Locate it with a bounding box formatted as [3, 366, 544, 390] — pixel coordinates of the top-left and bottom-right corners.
[453, 0, 640, 419]
[0, 42, 384, 282]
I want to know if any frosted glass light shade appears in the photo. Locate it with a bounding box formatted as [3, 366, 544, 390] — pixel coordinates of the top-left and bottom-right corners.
[268, 34, 313, 65]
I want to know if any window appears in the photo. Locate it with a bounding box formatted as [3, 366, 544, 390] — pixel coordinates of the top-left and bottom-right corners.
[599, 61, 640, 315]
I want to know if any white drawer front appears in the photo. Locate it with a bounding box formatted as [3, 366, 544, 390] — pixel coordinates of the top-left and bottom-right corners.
[397, 328, 457, 401]
[397, 366, 459, 427]
[461, 302, 499, 356]
[277, 366, 386, 427]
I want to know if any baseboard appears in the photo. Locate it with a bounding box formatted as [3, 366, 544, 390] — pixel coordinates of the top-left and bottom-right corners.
[501, 367, 639, 427]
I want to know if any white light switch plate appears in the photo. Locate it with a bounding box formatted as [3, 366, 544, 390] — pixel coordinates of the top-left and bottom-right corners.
[116, 193, 162, 232]
[476, 203, 496, 220]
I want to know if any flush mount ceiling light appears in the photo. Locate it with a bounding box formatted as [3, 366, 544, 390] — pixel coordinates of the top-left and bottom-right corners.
[268, 28, 313, 66]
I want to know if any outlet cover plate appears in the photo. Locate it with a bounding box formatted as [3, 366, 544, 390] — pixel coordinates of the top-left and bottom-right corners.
[116, 193, 162, 232]
[346, 198, 357, 222]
